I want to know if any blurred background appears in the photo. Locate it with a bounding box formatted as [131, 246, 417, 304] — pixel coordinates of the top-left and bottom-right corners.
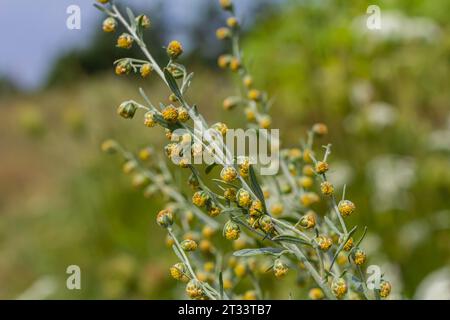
[0, 0, 449, 299]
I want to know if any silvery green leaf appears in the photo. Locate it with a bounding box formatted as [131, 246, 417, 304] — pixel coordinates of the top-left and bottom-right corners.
[249, 165, 268, 213]
[233, 247, 284, 257]
[126, 7, 136, 30]
[164, 68, 183, 101]
[271, 235, 311, 246]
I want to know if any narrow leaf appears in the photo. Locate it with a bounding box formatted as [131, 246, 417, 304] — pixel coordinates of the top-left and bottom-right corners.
[233, 247, 283, 257]
[205, 163, 217, 174]
[272, 235, 311, 246]
[164, 68, 183, 101]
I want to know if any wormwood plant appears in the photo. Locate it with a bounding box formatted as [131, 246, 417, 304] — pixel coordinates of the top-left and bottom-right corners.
[96, 0, 391, 300]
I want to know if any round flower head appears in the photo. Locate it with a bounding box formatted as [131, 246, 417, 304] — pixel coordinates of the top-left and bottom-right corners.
[224, 187, 237, 201]
[259, 215, 274, 233]
[298, 211, 316, 229]
[212, 122, 228, 136]
[156, 209, 174, 228]
[316, 235, 333, 251]
[299, 176, 313, 189]
[312, 123, 328, 136]
[223, 220, 240, 240]
[273, 259, 288, 278]
[135, 14, 150, 29]
[140, 63, 152, 78]
[217, 54, 232, 69]
[138, 147, 153, 161]
[303, 149, 314, 163]
[199, 239, 212, 253]
[236, 189, 252, 208]
[270, 202, 284, 217]
[203, 261, 215, 273]
[320, 181, 334, 196]
[220, 166, 237, 182]
[97, 0, 109, 3]
[343, 237, 354, 251]
[315, 161, 329, 174]
[244, 107, 256, 121]
[170, 263, 189, 282]
[258, 115, 272, 129]
[207, 204, 221, 217]
[300, 192, 320, 207]
[186, 279, 204, 299]
[219, 0, 233, 11]
[243, 75, 253, 88]
[166, 40, 183, 59]
[202, 225, 215, 239]
[102, 17, 117, 33]
[302, 164, 314, 176]
[177, 107, 190, 122]
[223, 96, 239, 110]
[216, 27, 231, 40]
[144, 111, 157, 127]
[122, 160, 137, 174]
[380, 280, 392, 298]
[101, 139, 118, 154]
[233, 263, 246, 278]
[249, 200, 263, 217]
[226, 17, 239, 28]
[117, 101, 137, 119]
[247, 89, 261, 101]
[192, 190, 209, 207]
[115, 60, 132, 75]
[352, 248, 367, 265]
[230, 57, 241, 72]
[309, 288, 324, 300]
[238, 157, 250, 177]
[332, 278, 348, 299]
[338, 200, 355, 217]
[287, 148, 302, 162]
[180, 239, 198, 252]
[117, 33, 133, 49]
[162, 105, 179, 123]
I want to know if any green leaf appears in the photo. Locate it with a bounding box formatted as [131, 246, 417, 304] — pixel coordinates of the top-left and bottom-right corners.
[205, 163, 217, 174]
[93, 3, 109, 14]
[126, 7, 136, 30]
[248, 165, 267, 213]
[271, 235, 311, 246]
[172, 244, 185, 264]
[233, 247, 283, 257]
[164, 68, 183, 101]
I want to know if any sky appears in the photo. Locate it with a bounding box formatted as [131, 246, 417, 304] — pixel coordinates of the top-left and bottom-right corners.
[0, 0, 267, 91]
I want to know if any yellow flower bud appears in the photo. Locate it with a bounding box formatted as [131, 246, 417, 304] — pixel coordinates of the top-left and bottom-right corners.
[332, 278, 347, 299]
[180, 239, 198, 252]
[380, 280, 392, 298]
[156, 209, 174, 228]
[216, 27, 231, 40]
[170, 263, 189, 282]
[140, 63, 152, 78]
[186, 279, 204, 299]
[338, 200, 355, 217]
[315, 161, 329, 174]
[102, 17, 116, 32]
[273, 259, 288, 278]
[162, 105, 179, 123]
[320, 181, 334, 196]
[117, 33, 133, 49]
[224, 220, 240, 240]
[166, 40, 183, 59]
